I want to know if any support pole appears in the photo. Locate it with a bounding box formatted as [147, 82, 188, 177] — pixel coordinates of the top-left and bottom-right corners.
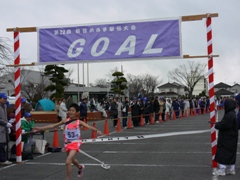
[14, 31, 22, 163]
[206, 16, 217, 168]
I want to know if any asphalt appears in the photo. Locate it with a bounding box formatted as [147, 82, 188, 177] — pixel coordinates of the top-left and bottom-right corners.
[1, 110, 240, 180]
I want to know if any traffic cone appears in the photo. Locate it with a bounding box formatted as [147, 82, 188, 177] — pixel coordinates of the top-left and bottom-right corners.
[82, 117, 88, 130]
[104, 120, 110, 135]
[140, 114, 144, 126]
[91, 123, 97, 139]
[127, 116, 133, 129]
[194, 108, 197, 116]
[172, 111, 176, 120]
[53, 128, 60, 148]
[159, 113, 163, 123]
[150, 113, 155, 124]
[166, 112, 170, 121]
[116, 118, 122, 132]
[179, 110, 182, 118]
[184, 110, 188, 118]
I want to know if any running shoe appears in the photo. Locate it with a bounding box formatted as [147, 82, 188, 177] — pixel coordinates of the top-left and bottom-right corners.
[212, 169, 226, 176]
[78, 164, 85, 177]
[226, 169, 236, 175]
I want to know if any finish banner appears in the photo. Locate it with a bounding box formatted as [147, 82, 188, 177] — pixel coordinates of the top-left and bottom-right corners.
[37, 18, 181, 64]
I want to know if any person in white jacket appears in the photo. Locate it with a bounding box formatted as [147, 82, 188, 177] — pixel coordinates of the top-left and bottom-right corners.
[165, 99, 172, 119]
[59, 98, 68, 130]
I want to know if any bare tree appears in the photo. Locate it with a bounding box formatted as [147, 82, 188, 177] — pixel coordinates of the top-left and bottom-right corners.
[168, 61, 207, 98]
[0, 37, 14, 84]
[142, 74, 162, 97]
[94, 78, 108, 88]
[126, 74, 143, 98]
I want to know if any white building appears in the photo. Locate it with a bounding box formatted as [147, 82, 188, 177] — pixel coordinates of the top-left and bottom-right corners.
[192, 77, 208, 96]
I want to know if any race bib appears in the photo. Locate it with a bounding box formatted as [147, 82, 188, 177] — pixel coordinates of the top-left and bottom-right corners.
[65, 129, 80, 140]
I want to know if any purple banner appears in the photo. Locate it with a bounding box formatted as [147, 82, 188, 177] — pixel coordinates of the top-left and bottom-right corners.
[38, 19, 181, 63]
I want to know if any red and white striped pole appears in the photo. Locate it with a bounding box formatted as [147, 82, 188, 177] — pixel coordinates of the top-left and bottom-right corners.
[14, 30, 22, 163]
[206, 16, 217, 168]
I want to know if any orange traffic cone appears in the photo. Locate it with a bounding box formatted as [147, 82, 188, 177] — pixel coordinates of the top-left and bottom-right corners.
[53, 128, 60, 148]
[127, 116, 133, 129]
[91, 123, 97, 139]
[82, 118, 88, 130]
[140, 114, 144, 126]
[184, 110, 188, 118]
[104, 120, 110, 135]
[159, 113, 163, 123]
[179, 110, 182, 118]
[172, 111, 176, 120]
[166, 112, 170, 121]
[150, 113, 155, 124]
[116, 118, 122, 132]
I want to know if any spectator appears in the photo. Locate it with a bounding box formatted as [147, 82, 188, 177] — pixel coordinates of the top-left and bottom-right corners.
[66, 95, 73, 109]
[0, 93, 12, 165]
[56, 99, 62, 122]
[172, 98, 180, 118]
[165, 99, 172, 120]
[206, 97, 210, 113]
[200, 97, 206, 114]
[122, 97, 129, 128]
[21, 97, 32, 117]
[235, 93, 240, 129]
[96, 101, 107, 118]
[21, 112, 35, 150]
[159, 98, 166, 121]
[143, 98, 151, 124]
[79, 98, 88, 121]
[116, 98, 123, 118]
[131, 97, 141, 127]
[153, 96, 160, 123]
[110, 98, 118, 127]
[184, 98, 190, 116]
[179, 98, 185, 117]
[59, 98, 68, 130]
[212, 98, 238, 176]
[189, 98, 194, 116]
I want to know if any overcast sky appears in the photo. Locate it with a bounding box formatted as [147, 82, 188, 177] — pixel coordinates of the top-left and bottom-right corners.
[1, 0, 240, 86]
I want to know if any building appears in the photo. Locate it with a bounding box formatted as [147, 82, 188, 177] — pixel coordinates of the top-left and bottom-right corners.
[192, 77, 208, 96]
[0, 69, 111, 103]
[157, 82, 185, 98]
[214, 82, 234, 97]
[230, 83, 240, 95]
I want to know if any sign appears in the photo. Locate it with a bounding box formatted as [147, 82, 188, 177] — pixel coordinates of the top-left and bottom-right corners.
[38, 18, 181, 63]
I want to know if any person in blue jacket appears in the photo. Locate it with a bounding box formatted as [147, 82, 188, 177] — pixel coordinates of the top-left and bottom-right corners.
[172, 98, 180, 118]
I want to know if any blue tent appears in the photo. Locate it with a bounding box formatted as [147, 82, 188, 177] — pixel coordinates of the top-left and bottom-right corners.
[35, 98, 55, 111]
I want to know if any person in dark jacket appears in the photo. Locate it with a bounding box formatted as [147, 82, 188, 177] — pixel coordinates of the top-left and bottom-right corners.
[172, 98, 180, 118]
[79, 98, 88, 122]
[153, 96, 160, 122]
[212, 98, 238, 176]
[110, 98, 118, 127]
[131, 98, 140, 127]
[122, 97, 129, 128]
[235, 93, 240, 129]
[143, 99, 151, 124]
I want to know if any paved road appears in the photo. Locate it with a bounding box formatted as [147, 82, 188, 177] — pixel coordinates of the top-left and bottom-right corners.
[1, 110, 240, 180]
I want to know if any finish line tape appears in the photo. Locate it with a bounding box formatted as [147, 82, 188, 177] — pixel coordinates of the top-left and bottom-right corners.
[78, 129, 211, 144]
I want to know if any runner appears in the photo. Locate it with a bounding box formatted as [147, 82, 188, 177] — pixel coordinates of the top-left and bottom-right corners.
[33, 103, 102, 180]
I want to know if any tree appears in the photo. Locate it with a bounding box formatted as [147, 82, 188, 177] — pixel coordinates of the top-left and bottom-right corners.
[44, 65, 69, 100]
[93, 78, 108, 88]
[168, 61, 207, 98]
[111, 71, 127, 96]
[127, 74, 162, 99]
[0, 37, 13, 84]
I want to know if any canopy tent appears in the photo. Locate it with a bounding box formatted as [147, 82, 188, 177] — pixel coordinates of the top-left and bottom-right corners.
[35, 98, 55, 111]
